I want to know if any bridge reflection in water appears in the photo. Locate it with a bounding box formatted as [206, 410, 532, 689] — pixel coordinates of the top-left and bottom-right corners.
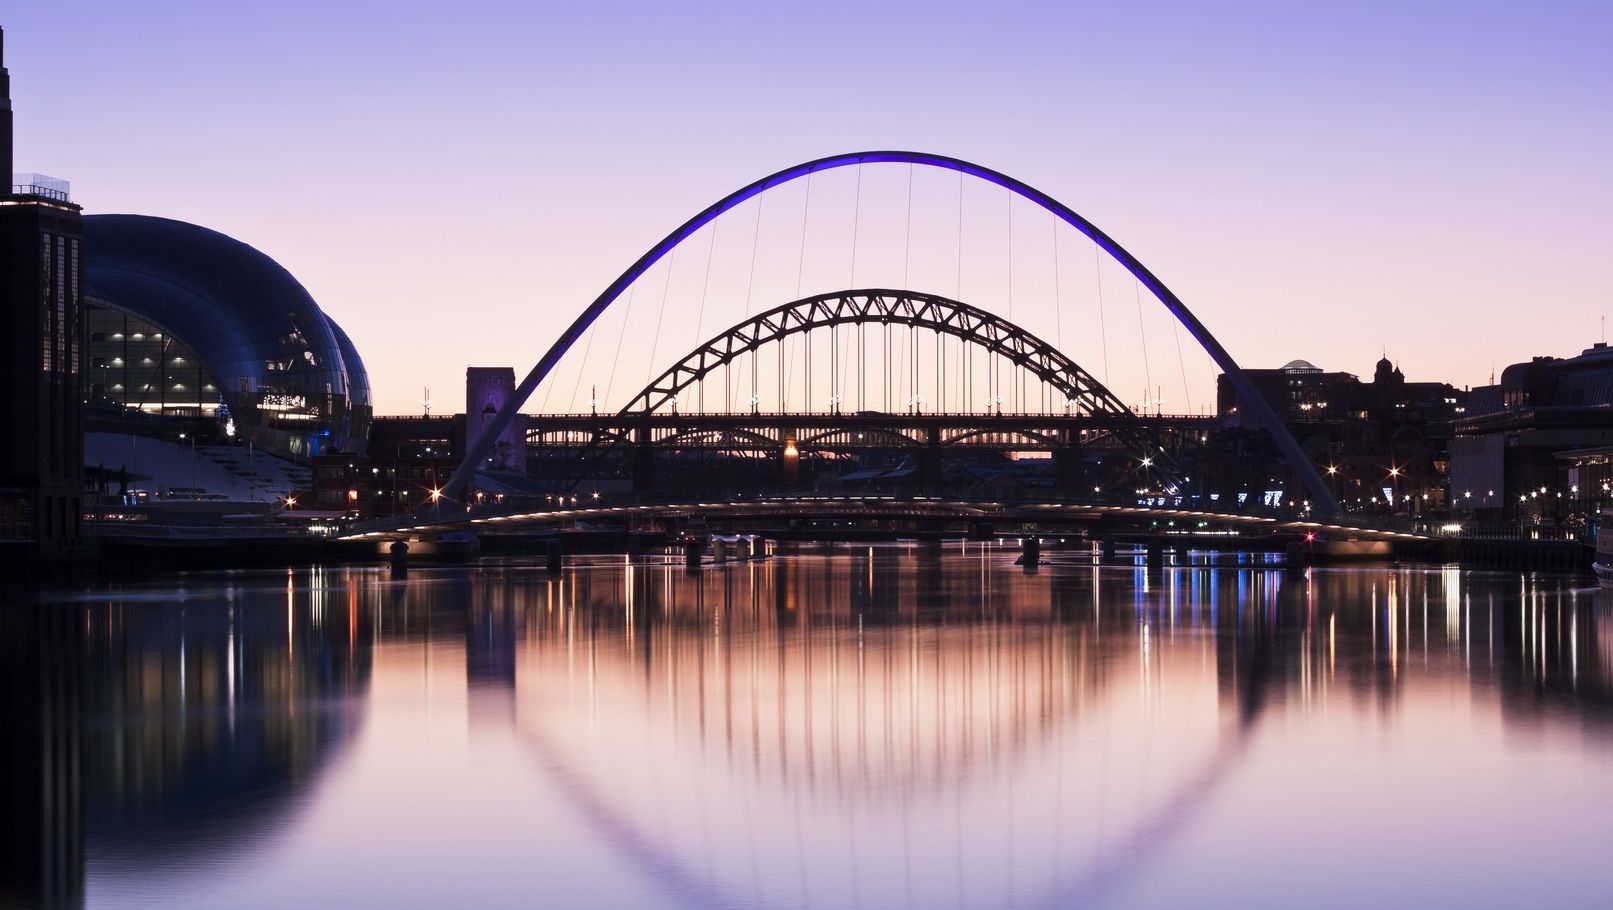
[6, 553, 1613, 908]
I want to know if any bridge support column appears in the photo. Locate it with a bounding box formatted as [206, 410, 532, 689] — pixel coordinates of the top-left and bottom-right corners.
[920, 426, 943, 489]
[389, 540, 408, 576]
[684, 536, 705, 571]
[1146, 541, 1165, 570]
[1016, 536, 1041, 570]
[1100, 537, 1117, 563]
[546, 539, 563, 575]
[632, 447, 655, 492]
[968, 522, 995, 542]
[1054, 446, 1082, 492]
[780, 432, 800, 489]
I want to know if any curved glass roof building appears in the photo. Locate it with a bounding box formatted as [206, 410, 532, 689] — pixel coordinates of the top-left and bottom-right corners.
[81, 214, 369, 456]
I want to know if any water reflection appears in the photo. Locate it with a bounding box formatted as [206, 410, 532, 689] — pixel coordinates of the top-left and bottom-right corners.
[4, 549, 1613, 909]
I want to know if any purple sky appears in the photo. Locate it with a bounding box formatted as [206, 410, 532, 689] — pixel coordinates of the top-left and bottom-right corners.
[7, 1, 1610, 414]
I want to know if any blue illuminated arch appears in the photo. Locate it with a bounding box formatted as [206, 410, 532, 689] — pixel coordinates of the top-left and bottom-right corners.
[445, 151, 1338, 515]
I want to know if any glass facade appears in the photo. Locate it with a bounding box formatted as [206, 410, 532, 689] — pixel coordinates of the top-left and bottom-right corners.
[81, 215, 369, 457]
[84, 301, 219, 416]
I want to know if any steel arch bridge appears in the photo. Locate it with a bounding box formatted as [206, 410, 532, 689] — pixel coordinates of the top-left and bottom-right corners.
[445, 150, 1339, 516]
[625, 289, 1137, 418]
[537, 288, 1184, 492]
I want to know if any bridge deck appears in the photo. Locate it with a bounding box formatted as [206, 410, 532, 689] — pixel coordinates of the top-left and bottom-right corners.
[342, 492, 1434, 544]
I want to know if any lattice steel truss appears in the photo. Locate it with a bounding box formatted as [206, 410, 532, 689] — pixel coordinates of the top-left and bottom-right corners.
[622, 288, 1136, 419]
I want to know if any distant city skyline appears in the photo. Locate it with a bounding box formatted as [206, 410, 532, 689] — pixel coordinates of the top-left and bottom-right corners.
[6, 1, 1609, 414]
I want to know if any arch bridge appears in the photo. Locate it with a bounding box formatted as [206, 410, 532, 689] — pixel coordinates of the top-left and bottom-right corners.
[529, 289, 1207, 492]
[443, 151, 1340, 518]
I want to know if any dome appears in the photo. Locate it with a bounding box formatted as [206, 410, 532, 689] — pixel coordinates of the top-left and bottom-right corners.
[82, 214, 369, 455]
[1280, 359, 1322, 372]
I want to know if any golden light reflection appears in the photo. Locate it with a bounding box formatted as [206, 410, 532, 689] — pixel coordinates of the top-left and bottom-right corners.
[32, 551, 1613, 910]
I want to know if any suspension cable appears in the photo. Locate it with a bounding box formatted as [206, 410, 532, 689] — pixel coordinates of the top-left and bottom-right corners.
[1006, 190, 1013, 325]
[785, 175, 814, 411]
[694, 225, 719, 412]
[903, 163, 914, 289]
[1094, 246, 1111, 387]
[693, 222, 718, 355]
[644, 247, 678, 392]
[565, 322, 598, 413]
[601, 281, 638, 409]
[955, 171, 964, 299]
[795, 173, 813, 299]
[849, 164, 862, 288]
[1052, 215, 1064, 353]
[736, 194, 765, 412]
[1173, 321, 1193, 415]
[1134, 278, 1153, 413]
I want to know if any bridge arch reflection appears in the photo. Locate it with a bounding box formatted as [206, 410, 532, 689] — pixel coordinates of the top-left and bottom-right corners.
[502, 551, 1292, 908]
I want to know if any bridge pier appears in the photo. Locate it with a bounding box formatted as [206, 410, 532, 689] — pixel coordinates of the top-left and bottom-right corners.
[1016, 536, 1042, 570]
[389, 540, 408, 576]
[546, 539, 563, 575]
[1145, 541, 1165, 570]
[684, 536, 705, 571]
[920, 427, 943, 488]
[1100, 537, 1117, 563]
[1054, 445, 1082, 492]
[779, 432, 800, 489]
[1284, 539, 1311, 572]
[632, 420, 655, 491]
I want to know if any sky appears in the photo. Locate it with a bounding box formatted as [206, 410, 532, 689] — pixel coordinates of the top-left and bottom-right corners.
[6, 0, 1611, 415]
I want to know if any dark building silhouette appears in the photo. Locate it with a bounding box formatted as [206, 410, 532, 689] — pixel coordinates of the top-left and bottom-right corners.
[1452, 341, 1613, 522]
[0, 26, 86, 561]
[1209, 356, 1465, 513]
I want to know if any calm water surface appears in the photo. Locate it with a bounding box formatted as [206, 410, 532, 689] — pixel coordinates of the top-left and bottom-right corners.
[5, 545, 1613, 909]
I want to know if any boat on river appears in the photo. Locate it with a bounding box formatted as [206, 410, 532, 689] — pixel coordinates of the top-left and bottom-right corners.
[1595, 512, 1613, 587]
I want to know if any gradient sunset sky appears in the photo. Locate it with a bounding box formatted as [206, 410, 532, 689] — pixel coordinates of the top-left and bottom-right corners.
[7, 1, 1609, 414]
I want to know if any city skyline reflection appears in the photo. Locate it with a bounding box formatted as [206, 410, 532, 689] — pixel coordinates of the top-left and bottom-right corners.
[6, 548, 1613, 909]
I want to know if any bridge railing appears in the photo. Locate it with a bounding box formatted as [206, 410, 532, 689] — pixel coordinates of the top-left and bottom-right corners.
[524, 410, 1219, 421]
[343, 484, 1427, 539]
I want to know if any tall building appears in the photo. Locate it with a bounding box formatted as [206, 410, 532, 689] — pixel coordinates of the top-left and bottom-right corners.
[1209, 356, 1466, 513]
[0, 27, 86, 561]
[1451, 341, 1613, 520]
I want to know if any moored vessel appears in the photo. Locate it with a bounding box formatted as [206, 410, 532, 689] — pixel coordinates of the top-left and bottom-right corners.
[1594, 512, 1613, 587]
